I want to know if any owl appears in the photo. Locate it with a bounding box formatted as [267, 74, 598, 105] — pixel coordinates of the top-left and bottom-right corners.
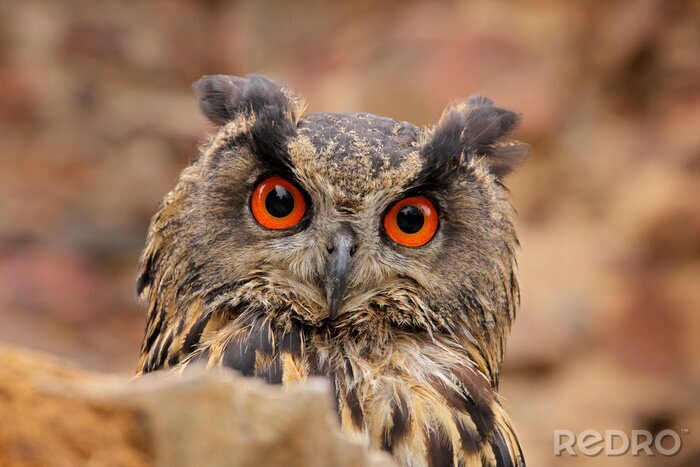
[136, 74, 527, 467]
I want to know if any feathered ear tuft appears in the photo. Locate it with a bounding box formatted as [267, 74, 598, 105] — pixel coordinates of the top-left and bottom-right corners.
[421, 96, 528, 180]
[192, 74, 304, 126]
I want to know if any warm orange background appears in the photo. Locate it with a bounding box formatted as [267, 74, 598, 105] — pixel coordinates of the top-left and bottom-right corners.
[0, 1, 698, 465]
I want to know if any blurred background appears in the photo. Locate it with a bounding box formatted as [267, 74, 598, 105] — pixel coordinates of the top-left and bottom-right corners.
[0, 0, 698, 465]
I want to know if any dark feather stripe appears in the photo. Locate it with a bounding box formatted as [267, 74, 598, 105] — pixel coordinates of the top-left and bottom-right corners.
[144, 352, 157, 373]
[306, 350, 326, 376]
[136, 253, 156, 295]
[425, 427, 454, 467]
[343, 384, 364, 430]
[167, 352, 180, 367]
[430, 373, 494, 455]
[329, 366, 360, 428]
[155, 331, 174, 368]
[278, 321, 303, 356]
[455, 418, 481, 455]
[249, 320, 274, 354]
[452, 367, 494, 412]
[250, 107, 296, 172]
[452, 366, 495, 433]
[181, 312, 213, 355]
[223, 320, 303, 379]
[462, 396, 495, 441]
[491, 425, 519, 467]
[142, 299, 163, 353]
[141, 311, 165, 372]
[416, 110, 465, 189]
[383, 392, 412, 452]
[222, 336, 256, 376]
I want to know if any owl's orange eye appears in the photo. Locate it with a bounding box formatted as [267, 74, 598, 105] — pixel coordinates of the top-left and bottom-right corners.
[251, 176, 307, 230]
[384, 196, 438, 247]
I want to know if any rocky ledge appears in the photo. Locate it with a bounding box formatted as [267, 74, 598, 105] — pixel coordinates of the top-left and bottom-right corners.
[0, 345, 395, 467]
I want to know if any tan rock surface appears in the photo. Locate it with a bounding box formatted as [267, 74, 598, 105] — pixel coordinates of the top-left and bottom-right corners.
[0, 344, 395, 467]
[0, 345, 152, 467]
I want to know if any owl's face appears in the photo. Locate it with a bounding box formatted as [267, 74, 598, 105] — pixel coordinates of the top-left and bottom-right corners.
[155, 75, 525, 358]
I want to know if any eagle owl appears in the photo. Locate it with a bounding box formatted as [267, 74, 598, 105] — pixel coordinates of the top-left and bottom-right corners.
[136, 74, 527, 467]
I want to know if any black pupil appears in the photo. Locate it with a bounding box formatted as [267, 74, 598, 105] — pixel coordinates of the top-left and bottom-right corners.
[265, 185, 295, 218]
[396, 205, 424, 234]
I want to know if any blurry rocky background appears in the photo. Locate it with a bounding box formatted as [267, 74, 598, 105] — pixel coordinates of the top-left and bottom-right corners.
[0, 0, 698, 466]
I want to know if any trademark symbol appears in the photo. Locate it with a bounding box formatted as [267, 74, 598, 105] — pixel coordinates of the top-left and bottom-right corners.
[681, 429, 690, 435]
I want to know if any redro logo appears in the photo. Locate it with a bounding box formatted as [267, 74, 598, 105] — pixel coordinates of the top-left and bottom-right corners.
[554, 429, 682, 457]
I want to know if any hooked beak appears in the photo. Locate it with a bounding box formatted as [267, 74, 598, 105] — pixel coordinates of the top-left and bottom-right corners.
[325, 227, 355, 320]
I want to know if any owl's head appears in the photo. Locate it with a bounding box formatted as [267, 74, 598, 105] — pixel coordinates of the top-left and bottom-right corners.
[139, 74, 526, 379]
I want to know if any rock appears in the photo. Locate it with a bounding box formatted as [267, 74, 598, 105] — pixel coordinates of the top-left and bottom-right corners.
[0, 344, 395, 467]
[0, 345, 151, 467]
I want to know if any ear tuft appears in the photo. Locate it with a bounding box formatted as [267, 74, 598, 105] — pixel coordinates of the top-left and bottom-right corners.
[422, 96, 527, 179]
[192, 74, 303, 126]
[487, 141, 529, 178]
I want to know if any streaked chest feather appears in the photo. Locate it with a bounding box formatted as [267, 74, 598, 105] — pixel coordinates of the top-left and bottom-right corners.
[141, 306, 522, 467]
